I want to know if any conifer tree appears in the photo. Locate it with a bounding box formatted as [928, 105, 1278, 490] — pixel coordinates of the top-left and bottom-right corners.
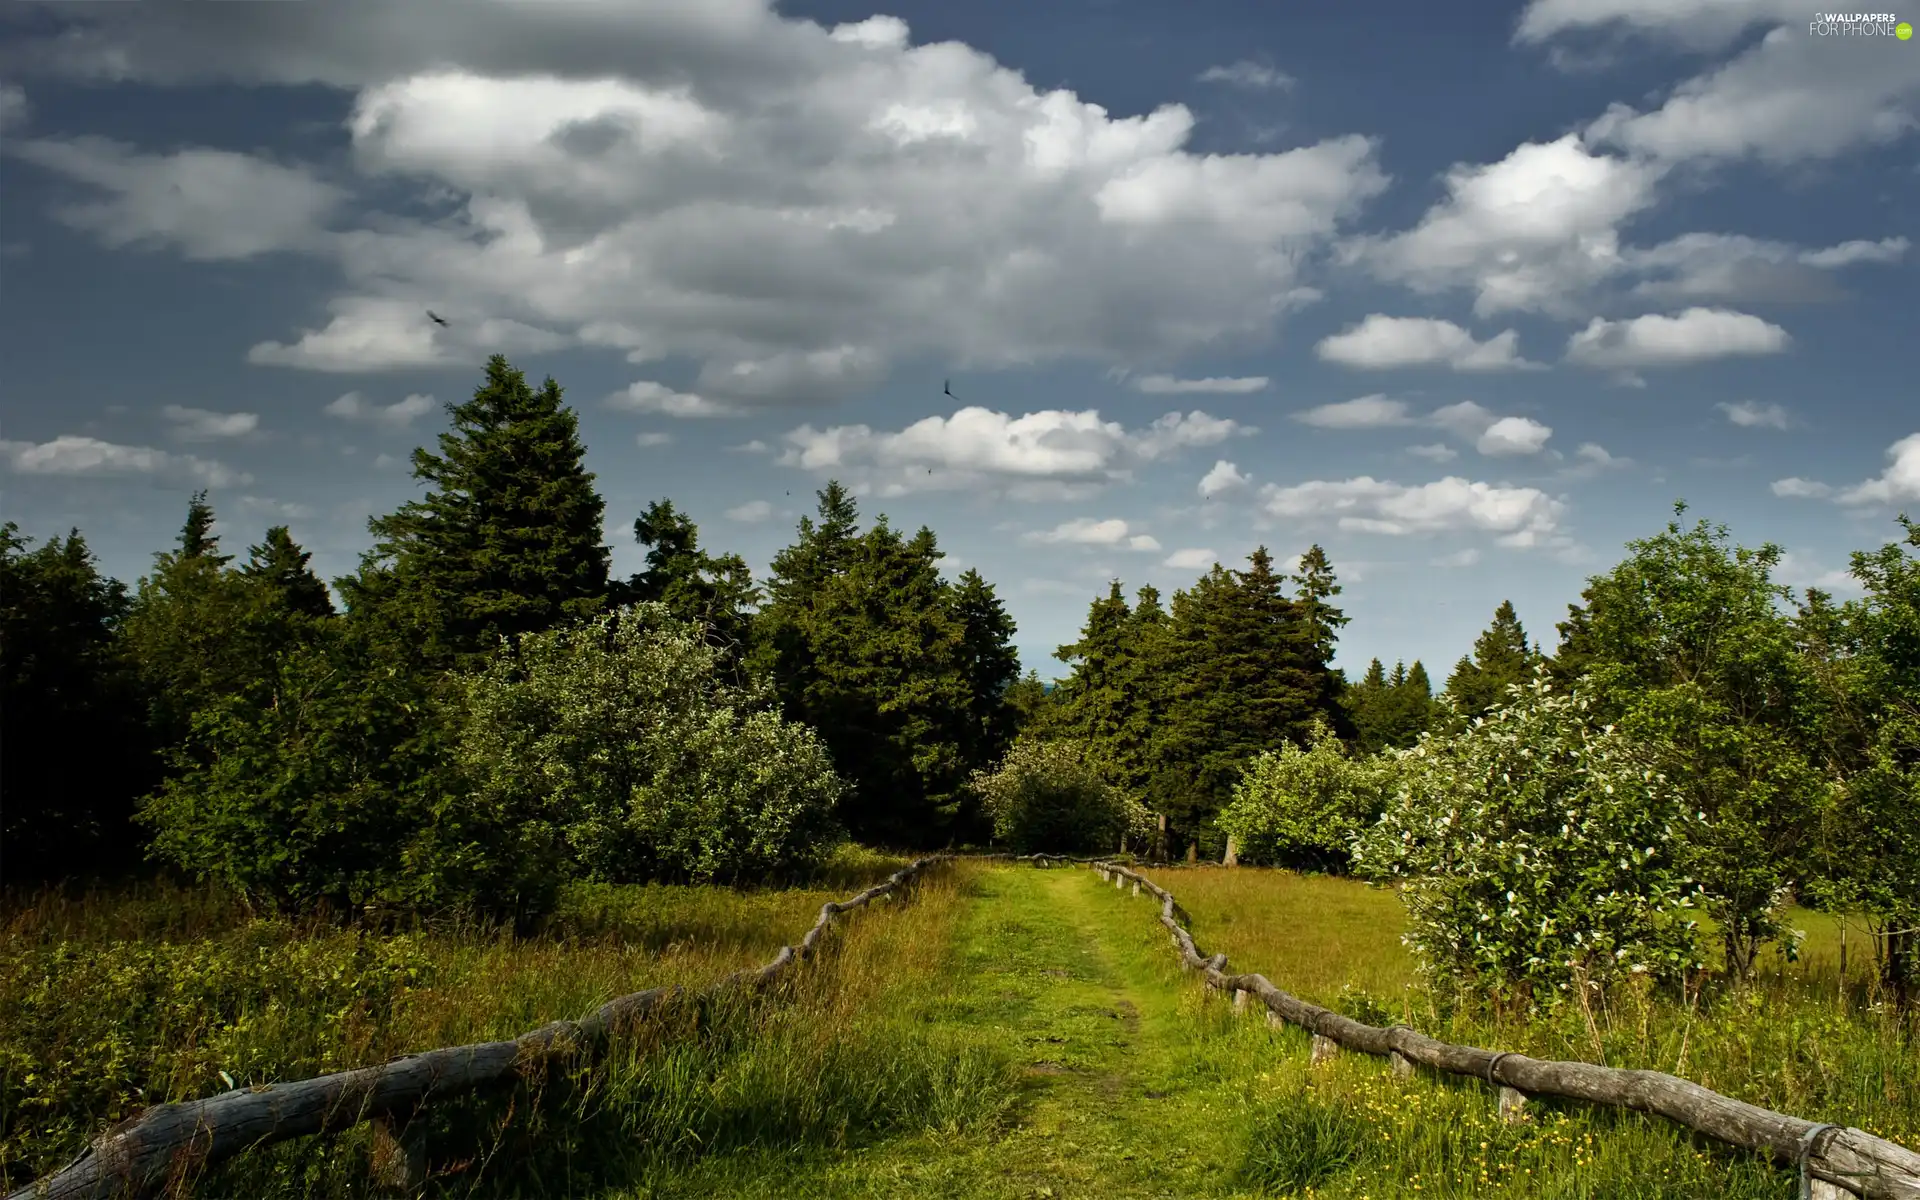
[621, 499, 758, 678]
[177, 490, 231, 565]
[949, 567, 1022, 774]
[1051, 581, 1135, 759]
[240, 526, 335, 618]
[1445, 599, 1538, 718]
[343, 356, 610, 665]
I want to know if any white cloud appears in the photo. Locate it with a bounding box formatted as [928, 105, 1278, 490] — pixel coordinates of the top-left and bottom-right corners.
[1584, 26, 1920, 166]
[324, 391, 438, 426]
[1719, 400, 1792, 430]
[1565, 308, 1790, 369]
[1315, 315, 1536, 371]
[1408, 442, 1459, 461]
[162, 404, 259, 440]
[1772, 477, 1834, 499]
[1562, 441, 1633, 479]
[0, 434, 251, 486]
[251, 296, 568, 373]
[1627, 234, 1908, 304]
[778, 405, 1249, 497]
[15, 7, 1390, 380]
[1022, 517, 1161, 551]
[724, 499, 775, 522]
[608, 380, 740, 418]
[1198, 459, 1254, 498]
[9, 135, 342, 260]
[1252, 473, 1567, 544]
[1514, 0, 1805, 51]
[1342, 135, 1663, 318]
[1131, 373, 1270, 394]
[1293, 395, 1414, 429]
[635, 431, 674, 447]
[1477, 416, 1554, 456]
[1196, 61, 1296, 90]
[1835, 433, 1920, 506]
[1163, 547, 1219, 569]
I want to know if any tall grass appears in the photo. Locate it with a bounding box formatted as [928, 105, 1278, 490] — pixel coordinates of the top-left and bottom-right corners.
[1140, 865, 1920, 1195]
[0, 847, 1024, 1195]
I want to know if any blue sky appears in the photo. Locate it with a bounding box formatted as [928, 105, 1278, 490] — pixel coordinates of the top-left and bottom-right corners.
[1, 0, 1915, 681]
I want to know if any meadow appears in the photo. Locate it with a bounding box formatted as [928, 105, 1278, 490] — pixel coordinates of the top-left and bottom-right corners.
[4, 858, 1915, 1198]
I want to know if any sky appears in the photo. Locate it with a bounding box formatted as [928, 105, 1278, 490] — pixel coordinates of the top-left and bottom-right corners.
[1, 0, 1916, 682]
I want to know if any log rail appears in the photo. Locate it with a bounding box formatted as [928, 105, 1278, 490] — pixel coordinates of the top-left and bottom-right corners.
[1074, 858, 1920, 1200]
[9, 855, 956, 1200]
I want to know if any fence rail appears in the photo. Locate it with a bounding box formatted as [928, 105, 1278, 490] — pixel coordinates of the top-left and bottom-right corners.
[1076, 858, 1920, 1200]
[9, 855, 954, 1200]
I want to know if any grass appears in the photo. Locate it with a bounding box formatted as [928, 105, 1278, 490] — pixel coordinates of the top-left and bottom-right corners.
[4, 858, 1915, 1197]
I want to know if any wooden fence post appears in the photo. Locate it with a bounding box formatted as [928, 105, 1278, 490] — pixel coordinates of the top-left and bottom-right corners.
[1186, 842, 1198, 865]
[1310, 1035, 1340, 1067]
[1155, 814, 1168, 861]
[1223, 835, 1239, 867]
[369, 1117, 426, 1193]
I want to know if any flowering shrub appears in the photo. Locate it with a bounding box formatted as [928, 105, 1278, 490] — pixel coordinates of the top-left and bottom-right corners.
[1217, 716, 1394, 872]
[1352, 669, 1704, 1000]
[968, 736, 1154, 854]
[449, 604, 845, 886]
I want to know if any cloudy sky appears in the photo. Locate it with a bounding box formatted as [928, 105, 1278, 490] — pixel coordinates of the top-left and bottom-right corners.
[2, 0, 1915, 680]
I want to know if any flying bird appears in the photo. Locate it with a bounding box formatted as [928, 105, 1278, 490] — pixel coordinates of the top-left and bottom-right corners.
[426, 310, 449, 327]
[943, 379, 954, 398]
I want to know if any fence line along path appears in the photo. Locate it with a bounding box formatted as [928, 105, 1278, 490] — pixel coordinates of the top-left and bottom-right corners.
[1074, 858, 1920, 1200]
[11, 856, 952, 1200]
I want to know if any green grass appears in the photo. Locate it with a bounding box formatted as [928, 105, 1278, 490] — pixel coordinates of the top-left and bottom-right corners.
[5, 859, 1914, 1197]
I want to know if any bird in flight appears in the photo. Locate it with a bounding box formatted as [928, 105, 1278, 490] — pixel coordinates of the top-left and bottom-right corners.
[943, 379, 954, 398]
[427, 310, 449, 327]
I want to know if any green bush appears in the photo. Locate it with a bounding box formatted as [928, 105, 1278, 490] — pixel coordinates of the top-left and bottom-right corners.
[1353, 669, 1706, 1002]
[449, 604, 845, 885]
[1216, 716, 1392, 872]
[967, 736, 1152, 854]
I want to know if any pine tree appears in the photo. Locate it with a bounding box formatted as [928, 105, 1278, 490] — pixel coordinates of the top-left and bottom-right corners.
[621, 499, 759, 677]
[1051, 580, 1135, 759]
[949, 568, 1022, 777]
[1291, 544, 1356, 739]
[753, 481, 863, 715]
[1344, 656, 1391, 752]
[344, 356, 610, 665]
[1445, 599, 1538, 718]
[177, 490, 231, 565]
[240, 526, 335, 618]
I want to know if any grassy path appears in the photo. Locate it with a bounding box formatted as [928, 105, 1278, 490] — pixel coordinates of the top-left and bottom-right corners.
[633, 863, 1271, 1199]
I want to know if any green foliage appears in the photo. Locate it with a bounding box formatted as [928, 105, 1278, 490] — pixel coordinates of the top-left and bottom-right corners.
[1444, 599, 1541, 720]
[618, 498, 759, 681]
[968, 737, 1153, 854]
[138, 625, 465, 915]
[1345, 656, 1441, 753]
[1355, 670, 1706, 1000]
[451, 604, 845, 886]
[0, 524, 152, 877]
[239, 526, 334, 619]
[1562, 503, 1824, 977]
[343, 355, 611, 668]
[1216, 716, 1390, 872]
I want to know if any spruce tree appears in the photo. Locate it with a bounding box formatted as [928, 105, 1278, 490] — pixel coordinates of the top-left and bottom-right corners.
[949, 567, 1022, 777]
[1291, 544, 1356, 738]
[1051, 581, 1135, 761]
[622, 499, 758, 677]
[1445, 600, 1537, 718]
[346, 356, 610, 665]
[1344, 656, 1390, 752]
[177, 490, 231, 565]
[240, 526, 335, 618]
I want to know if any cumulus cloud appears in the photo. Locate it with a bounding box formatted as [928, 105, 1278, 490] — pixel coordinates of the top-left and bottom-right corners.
[1627, 234, 1908, 305]
[607, 380, 740, 418]
[1583, 26, 1920, 166]
[1835, 434, 1920, 506]
[1315, 315, 1536, 371]
[1772, 477, 1834, 499]
[1514, 0, 1806, 51]
[1130, 374, 1270, 394]
[1198, 459, 1254, 498]
[324, 391, 437, 426]
[162, 405, 259, 440]
[1293, 395, 1414, 429]
[10, 4, 1389, 382]
[1408, 442, 1458, 461]
[778, 405, 1249, 497]
[1024, 518, 1160, 551]
[1342, 135, 1663, 318]
[724, 499, 774, 522]
[0, 434, 251, 486]
[9, 135, 342, 260]
[1566, 308, 1790, 369]
[1477, 416, 1554, 456]
[1163, 547, 1219, 569]
[1719, 400, 1792, 430]
[1196, 61, 1296, 90]
[1226, 468, 1567, 545]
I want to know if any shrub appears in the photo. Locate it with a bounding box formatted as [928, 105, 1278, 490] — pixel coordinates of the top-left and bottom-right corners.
[1216, 716, 1392, 872]
[449, 604, 845, 886]
[1352, 669, 1705, 1002]
[967, 737, 1153, 854]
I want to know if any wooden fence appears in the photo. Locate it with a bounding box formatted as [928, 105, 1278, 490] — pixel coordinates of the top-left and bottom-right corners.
[8, 855, 954, 1200]
[1075, 857, 1920, 1200]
